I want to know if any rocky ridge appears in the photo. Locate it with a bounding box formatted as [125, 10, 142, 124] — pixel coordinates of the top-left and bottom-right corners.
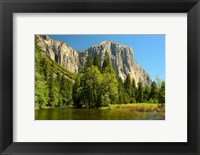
[35, 35, 152, 86]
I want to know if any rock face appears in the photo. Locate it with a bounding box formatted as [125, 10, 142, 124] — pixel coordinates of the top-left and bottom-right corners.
[36, 35, 79, 73]
[79, 41, 151, 86]
[36, 35, 152, 86]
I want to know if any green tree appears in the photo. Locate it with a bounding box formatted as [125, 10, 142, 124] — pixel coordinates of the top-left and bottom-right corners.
[48, 70, 59, 107]
[85, 52, 93, 70]
[118, 78, 125, 104]
[73, 50, 119, 108]
[124, 74, 132, 102]
[156, 75, 162, 89]
[143, 86, 150, 102]
[102, 50, 111, 72]
[41, 58, 50, 81]
[131, 78, 137, 102]
[56, 72, 62, 106]
[66, 80, 73, 106]
[101, 71, 118, 105]
[84, 66, 102, 107]
[118, 78, 129, 104]
[101, 93, 111, 106]
[158, 81, 165, 104]
[35, 47, 49, 108]
[35, 44, 74, 109]
[149, 81, 158, 103]
[72, 74, 84, 108]
[58, 73, 73, 107]
[137, 81, 144, 103]
[93, 52, 101, 70]
[35, 72, 49, 108]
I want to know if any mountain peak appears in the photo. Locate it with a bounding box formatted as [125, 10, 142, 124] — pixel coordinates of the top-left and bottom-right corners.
[98, 40, 131, 49]
[36, 35, 152, 86]
[80, 40, 151, 86]
[100, 40, 113, 45]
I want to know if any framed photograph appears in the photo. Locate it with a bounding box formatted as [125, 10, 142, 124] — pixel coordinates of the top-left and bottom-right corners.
[0, 0, 200, 154]
[34, 34, 165, 121]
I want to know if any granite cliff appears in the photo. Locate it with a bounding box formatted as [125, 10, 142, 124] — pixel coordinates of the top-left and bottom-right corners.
[36, 35, 79, 73]
[35, 35, 152, 86]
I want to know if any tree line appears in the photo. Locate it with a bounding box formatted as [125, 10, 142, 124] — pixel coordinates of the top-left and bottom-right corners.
[72, 51, 165, 108]
[35, 46, 73, 108]
[35, 46, 165, 109]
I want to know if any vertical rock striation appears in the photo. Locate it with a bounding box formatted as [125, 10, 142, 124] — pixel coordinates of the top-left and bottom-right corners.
[36, 35, 79, 73]
[36, 35, 152, 86]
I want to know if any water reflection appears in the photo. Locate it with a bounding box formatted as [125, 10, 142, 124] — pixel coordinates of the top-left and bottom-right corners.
[35, 108, 165, 120]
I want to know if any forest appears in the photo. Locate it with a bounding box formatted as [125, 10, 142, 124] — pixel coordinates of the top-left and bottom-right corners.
[35, 45, 165, 110]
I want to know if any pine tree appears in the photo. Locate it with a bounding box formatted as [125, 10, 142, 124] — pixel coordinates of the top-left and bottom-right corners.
[48, 70, 59, 107]
[124, 74, 132, 102]
[149, 81, 158, 102]
[35, 72, 49, 108]
[137, 81, 144, 103]
[118, 78, 128, 104]
[65, 79, 73, 106]
[102, 50, 111, 72]
[143, 86, 150, 102]
[158, 81, 165, 104]
[131, 78, 137, 103]
[57, 72, 63, 106]
[35, 47, 49, 108]
[85, 52, 93, 70]
[93, 52, 100, 70]
[72, 75, 83, 108]
[35, 44, 74, 109]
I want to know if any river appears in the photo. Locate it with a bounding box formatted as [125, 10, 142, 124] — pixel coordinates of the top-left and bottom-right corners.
[35, 108, 165, 120]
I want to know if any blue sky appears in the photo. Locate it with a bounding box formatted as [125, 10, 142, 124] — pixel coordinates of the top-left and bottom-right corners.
[49, 34, 165, 81]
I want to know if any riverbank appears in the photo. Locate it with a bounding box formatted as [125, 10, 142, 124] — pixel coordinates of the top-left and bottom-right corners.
[35, 105, 70, 110]
[35, 103, 165, 112]
[100, 103, 164, 112]
[35, 104, 165, 120]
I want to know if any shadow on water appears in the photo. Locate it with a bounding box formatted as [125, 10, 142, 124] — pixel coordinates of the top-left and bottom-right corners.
[35, 108, 165, 120]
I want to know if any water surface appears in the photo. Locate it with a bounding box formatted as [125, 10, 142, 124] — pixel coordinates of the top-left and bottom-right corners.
[35, 108, 165, 120]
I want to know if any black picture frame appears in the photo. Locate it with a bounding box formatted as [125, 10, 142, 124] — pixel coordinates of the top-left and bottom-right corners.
[0, 0, 200, 154]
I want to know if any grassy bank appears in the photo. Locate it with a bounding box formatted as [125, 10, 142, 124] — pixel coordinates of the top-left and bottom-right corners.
[36, 103, 165, 112]
[35, 105, 70, 110]
[35, 106, 52, 110]
[100, 103, 165, 112]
